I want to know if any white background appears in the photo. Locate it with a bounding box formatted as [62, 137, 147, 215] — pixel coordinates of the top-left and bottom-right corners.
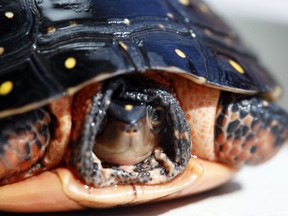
[205, 0, 288, 110]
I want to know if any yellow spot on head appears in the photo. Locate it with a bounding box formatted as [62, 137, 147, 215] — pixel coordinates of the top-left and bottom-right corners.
[119, 41, 128, 51]
[125, 104, 134, 111]
[175, 49, 186, 58]
[5, 12, 14, 19]
[47, 26, 56, 33]
[65, 57, 77, 69]
[0, 81, 13, 95]
[229, 59, 245, 74]
[0, 47, 4, 56]
[178, 0, 190, 6]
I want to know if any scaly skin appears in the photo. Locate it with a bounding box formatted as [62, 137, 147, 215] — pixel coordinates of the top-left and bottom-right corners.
[0, 73, 287, 212]
[0, 97, 72, 185]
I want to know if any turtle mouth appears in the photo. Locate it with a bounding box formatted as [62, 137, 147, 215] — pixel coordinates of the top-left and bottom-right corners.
[69, 75, 192, 187]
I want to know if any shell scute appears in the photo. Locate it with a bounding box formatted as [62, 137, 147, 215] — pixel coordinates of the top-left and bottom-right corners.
[0, 0, 280, 115]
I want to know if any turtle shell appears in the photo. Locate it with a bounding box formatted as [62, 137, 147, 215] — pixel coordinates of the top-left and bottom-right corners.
[0, 0, 279, 118]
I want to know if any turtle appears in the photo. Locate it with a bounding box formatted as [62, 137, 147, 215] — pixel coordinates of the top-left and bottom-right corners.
[0, 0, 287, 213]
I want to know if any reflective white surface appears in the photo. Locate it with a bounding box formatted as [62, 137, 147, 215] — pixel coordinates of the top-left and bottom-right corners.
[205, 0, 288, 24]
[157, 145, 288, 216]
[205, 0, 288, 110]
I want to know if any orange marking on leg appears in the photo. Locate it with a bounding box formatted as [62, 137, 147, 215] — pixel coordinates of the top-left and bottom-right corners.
[230, 147, 240, 155]
[231, 113, 239, 121]
[222, 143, 230, 152]
[6, 135, 20, 151]
[244, 116, 253, 126]
[4, 147, 19, 169]
[19, 160, 31, 172]
[217, 132, 226, 144]
[238, 151, 248, 162]
[186, 113, 192, 121]
[216, 99, 287, 167]
[232, 139, 241, 147]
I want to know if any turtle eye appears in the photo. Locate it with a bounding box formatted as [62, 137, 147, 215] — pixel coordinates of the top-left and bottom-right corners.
[148, 106, 165, 132]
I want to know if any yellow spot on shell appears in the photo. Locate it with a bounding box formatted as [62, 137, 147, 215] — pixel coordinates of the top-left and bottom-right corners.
[178, 0, 190, 6]
[65, 57, 77, 69]
[0, 47, 4, 56]
[204, 29, 212, 36]
[119, 41, 128, 51]
[125, 104, 134, 111]
[167, 13, 174, 19]
[47, 26, 56, 33]
[229, 59, 245, 74]
[69, 21, 78, 26]
[5, 12, 14, 19]
[158, 24, 165, 29]
[123, 18, 130, 25]
[199, 3, 209, 13]
[271, 86, 282, 99]
[175, 49, 186, 58]
[0, 81, 13, 95]
[262, 85, 282, 101]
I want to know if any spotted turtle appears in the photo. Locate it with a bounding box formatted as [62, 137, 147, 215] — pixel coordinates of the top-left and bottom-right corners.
[0, 0, 287, 212]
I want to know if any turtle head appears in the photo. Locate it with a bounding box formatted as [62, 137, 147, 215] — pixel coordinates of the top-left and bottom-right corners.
[94, 99, 165, 165]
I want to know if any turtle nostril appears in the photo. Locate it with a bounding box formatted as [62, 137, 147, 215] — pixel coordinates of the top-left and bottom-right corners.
[126, 128, 138, 133]
[125, 124, 139, 133]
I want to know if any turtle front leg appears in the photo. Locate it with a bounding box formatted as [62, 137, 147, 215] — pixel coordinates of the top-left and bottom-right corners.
[0, 108, 53, 184]
[215, 93, 288, 167]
